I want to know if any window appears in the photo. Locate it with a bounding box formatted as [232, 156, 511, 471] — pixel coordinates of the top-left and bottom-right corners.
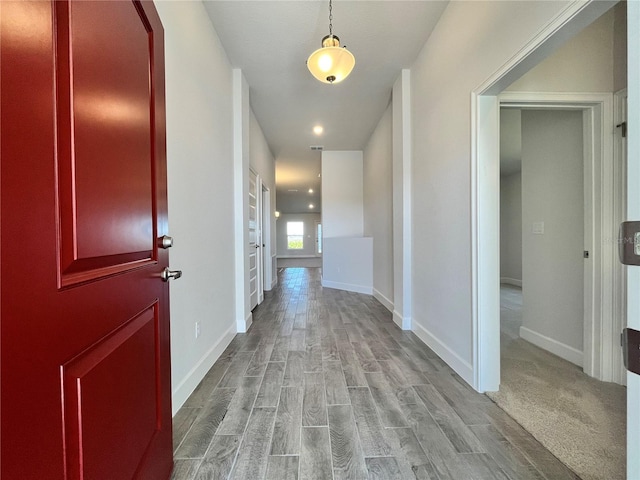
[287, 221, 304, 249]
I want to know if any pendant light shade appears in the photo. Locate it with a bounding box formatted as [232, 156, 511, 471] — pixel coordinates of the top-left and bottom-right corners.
[307, 35, 355, 84]
[307, 0, 355, 84]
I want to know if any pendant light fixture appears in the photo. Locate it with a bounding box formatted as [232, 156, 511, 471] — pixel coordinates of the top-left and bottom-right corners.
[307, 0, 355, 84]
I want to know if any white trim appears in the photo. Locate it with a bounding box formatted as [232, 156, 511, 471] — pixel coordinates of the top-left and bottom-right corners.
[393, 310, 403, 329]
[271, 253, 278, 288]
[373, 288, 393, 313]
[261, 186, 273, 292]
[627, 2, 640, 477]
[500, 277, 522, 287]
[392, 70, 413, 332]
[613, 88, 627, 386]
[475, 2, 612, 96]
[520, 326, 583, 367]
[171, 322, 236, 415]
[233, 70, 250, 332]
[277, 255, 321, 259]
[238, 311, 253, 334]
[321, 279, 372, 295]
[412, 320, 474, 387]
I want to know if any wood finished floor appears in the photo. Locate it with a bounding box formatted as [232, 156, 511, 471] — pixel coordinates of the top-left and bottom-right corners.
[172, 268, 579, 480]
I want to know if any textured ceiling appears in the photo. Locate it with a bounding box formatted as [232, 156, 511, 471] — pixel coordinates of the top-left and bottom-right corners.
[203, 0, 449, 212]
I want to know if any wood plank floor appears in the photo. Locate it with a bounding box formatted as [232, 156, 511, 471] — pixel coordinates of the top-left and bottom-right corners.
[172, 268, 580, 480]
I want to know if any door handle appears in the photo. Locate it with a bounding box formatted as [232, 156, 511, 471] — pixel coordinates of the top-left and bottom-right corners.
[161, 267, 182, 282]
[157, 235, 173, 249]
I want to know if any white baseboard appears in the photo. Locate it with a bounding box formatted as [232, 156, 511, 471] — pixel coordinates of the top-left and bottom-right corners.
[412, 320, 474, 387]
[373, 289, 394, 313]
[277, 254, 321, 259]
[500, 277, 522, 287]
[236, 311, 253, 333]
[393, 310, 411, 330]
[393, 310, 403, 328]
[321, 279, 373, 295]
[271, 278, 277, 289]
[520, 326, 583, 367]
[172, 322, 236, 415]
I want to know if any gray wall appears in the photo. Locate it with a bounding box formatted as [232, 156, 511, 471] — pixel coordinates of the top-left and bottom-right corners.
[521, 109, 584, 354]
[276, 213, 321, 258]
[364, 103, 394, 306]
[500, 173, 522, 284]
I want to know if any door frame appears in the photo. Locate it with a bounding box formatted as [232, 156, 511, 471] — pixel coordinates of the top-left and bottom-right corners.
[625, 3, 639, 477]
[470, 0, 617, 393]
[248, 167, 261, 310]
[499, 93, 621, 384]
[262, 186, 273, 292]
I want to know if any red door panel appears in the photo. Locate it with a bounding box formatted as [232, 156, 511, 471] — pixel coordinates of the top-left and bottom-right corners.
[62, 306, 159, 480]
[56, 0, 156, 286]
[1, 1, 173, 479]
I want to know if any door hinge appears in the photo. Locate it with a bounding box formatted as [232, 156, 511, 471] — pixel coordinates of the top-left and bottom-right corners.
[622, 328, 640, 375]
[616, 121, 627, 138]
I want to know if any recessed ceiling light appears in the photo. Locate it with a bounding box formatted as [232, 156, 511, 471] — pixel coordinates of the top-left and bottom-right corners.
[313, 125, 323, 135]
[308, 188, 314, 194]
[309, 204, 314, 209]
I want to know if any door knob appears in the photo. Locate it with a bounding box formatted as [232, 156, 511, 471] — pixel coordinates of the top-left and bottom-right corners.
[158, 235, 173, 249]
[161, 267, 182, 282]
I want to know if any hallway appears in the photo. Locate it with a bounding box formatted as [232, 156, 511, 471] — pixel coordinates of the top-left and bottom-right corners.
[171, 268, 578, 479]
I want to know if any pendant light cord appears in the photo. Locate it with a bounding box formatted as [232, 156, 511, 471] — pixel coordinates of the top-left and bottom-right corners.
[329, 0, 333, 37]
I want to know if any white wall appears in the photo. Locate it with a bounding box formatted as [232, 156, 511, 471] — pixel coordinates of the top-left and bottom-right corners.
[507, 8, 614, 93]
[155, 1, 236, 414]
[364, 104, 394, 311]
[323, 237, 373, 295]
[409, 0, 600, 383]
[500, 173, 522, 285]
[276, 213, 321, 257]
[321, 151, 364, 238]
[521, 109, 584, 362]
[321, 150, 372, 294]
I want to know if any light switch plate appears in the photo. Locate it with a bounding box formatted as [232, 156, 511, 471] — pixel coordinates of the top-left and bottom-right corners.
[532, 222, 544, 235]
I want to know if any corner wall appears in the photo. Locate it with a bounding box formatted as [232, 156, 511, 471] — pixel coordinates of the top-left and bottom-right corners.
[364, 104, 394, 311]
[155, 1, 236, 414]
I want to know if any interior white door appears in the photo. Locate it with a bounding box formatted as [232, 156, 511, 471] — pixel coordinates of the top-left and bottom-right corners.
[627, 2, 639, 477]
[249, 169, 259, 310]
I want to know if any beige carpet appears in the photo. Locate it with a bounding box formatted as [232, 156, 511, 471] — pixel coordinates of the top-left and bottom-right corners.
[487, 336, 626, 480]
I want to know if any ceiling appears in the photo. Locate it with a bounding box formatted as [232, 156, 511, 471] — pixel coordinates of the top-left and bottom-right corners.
[203, 1, 449, 213]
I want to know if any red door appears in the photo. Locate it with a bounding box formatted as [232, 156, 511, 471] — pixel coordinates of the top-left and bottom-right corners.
[1, 1, 174, 478]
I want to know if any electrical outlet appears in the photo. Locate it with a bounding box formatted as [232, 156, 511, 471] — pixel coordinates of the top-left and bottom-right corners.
[195, 322, 201, 339]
